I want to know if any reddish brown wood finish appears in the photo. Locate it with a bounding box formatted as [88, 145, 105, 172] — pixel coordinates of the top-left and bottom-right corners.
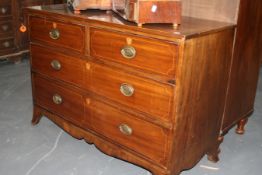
[29, 17, 85, 53]
[87, 99, 169, 165]
[33, 74, 86, 125]
[85, 62, 174, 121]
[30, 44, 86, 87]
[112, 0, 181, 26]
[235, 118, 248, 135]
[26, 5, 235, 175]
[137, 1, 181, 25]
[90, 28, 178, 76]
[221, 0, 262, 134]
[207, 136, 224, 163]
[169, 29, 234, 173]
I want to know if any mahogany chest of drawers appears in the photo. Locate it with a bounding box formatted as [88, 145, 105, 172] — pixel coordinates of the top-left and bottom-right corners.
[25, 4, 235, 175]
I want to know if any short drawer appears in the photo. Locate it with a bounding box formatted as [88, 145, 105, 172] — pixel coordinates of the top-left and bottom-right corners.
[0, 5, 11, 16]
[31, 44, 86, 87]
[0, 21, 13, 35]
[33, 74, 85, 125]
[90, 28, 178, 76]
[29, 17, 85, 53]
[86, 63, 173, 120]
[0, 38, 14, 50]
[87, 99, 169, 165]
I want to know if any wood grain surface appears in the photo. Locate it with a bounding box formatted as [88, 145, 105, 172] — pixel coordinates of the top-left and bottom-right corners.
[90, 28, 178, 76]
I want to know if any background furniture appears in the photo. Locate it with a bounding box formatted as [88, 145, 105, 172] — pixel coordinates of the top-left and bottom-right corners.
[183, 0, 262, 142]
[0, 0, 65, 63]
[25, 4, 235, 175]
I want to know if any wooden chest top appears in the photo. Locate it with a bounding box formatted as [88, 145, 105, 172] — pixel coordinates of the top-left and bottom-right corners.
[24, 4, 235, 40]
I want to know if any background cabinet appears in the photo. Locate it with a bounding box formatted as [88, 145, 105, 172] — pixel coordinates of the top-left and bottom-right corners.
[0, 0, 65, 62]
[183, 0, 262, 136]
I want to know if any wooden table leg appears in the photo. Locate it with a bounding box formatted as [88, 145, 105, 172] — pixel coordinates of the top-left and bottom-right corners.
[207, 136, 224, 163]
[235, 118, 248, 135]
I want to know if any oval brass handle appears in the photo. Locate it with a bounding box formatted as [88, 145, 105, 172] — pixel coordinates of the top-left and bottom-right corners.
[49, 28, 60, 40]
[2, 41, 10, 48]
[120, 45, 136, 59]
[120, 83, 134, 97]
[1, 24, 9, 32]
[51, 60, 61, 70]
[0, 7, 8, 14]
[52, 94, 63, 105]
[119, 124, 132, 136]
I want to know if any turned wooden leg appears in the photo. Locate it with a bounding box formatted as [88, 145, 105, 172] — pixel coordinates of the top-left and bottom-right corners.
[207, 136, 224, 163]
[137, 23, 143, 27]
[74, 9, 81, 14]
[32, 106, 43, 125]
[235, 118, 248, 135]
[173, 23, 179, 29]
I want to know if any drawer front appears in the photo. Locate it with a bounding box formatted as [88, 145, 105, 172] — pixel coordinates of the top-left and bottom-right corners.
[87, 99, 169, 164]
[0, 22, 13, 35]
[0, 38, 14, 50]
[0, 5, 11, 16]
[90, 28, 178, 76]
[31, 44, 86, 87]
[29, 17, 85, 53]
[86, 63, 173, 120]
[33, 74, 85, 125]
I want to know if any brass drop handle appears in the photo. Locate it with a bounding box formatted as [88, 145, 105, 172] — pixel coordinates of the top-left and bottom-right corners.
[51, 60, 61, 70]
[52, 94, 63, 105]
[119, 124, 133, 136]
[3, 41, 10, 48]
[1, 24, 9, 32]
[0, 7, 7, 14]
[121, 45, 136, 59]
[49, 28, 60, 40]
[120, 83, 134, 97]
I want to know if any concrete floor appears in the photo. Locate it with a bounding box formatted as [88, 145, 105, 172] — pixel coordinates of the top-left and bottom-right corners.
[0, 59, 261, 175]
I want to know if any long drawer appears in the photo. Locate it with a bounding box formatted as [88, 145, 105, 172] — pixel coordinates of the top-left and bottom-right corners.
[86, 63, 174, 120]
[29, 17, 85, 53]
[31, 45, 174, 121]
[90, 28, 178, 76]
[87, 98, 169, 165]
[33, 72, 169, 165]
[31, 44, 86, 87]
[33, 74, 85, 125]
